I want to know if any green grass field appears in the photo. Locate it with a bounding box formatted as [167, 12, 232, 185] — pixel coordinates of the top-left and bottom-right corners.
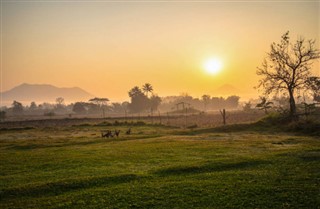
[0, 123, 319, 208]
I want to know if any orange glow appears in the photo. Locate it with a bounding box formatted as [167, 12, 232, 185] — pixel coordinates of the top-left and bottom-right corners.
[1, 1, 319, 102]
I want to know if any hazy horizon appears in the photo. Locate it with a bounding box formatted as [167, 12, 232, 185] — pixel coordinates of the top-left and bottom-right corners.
[1, 82, 255, 107]
[1, 1, 319, 103]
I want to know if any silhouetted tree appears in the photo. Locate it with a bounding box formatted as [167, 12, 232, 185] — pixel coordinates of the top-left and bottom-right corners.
[272, 96, 290, 113]
[12, 101, 23, 115]
[39, 102, 55, 110]
[128, 86, 149, 113]
[225, 95, 240, 109]
[142, 83, 153, 98]
[111, 103, 123, 113]
[122, 101, 130, 110]
[55, 97, 66, 113]
[306, 76, 320, 102]
[56, 97, 64, 106]
[28, 102, 37, 112]
[44, 111, 55, 118]
[128, 86, 142, 98]
[150, 94, 162, 111]
[256, 97, 273, 114]
[0, 111, 6, 121]
[89, 97, 109, 106]
[257, 31, 320, 118]
[89, 97, 109, 117]
[73, 102, 87, 114]
[243, 102, 252, 112]
[211, 97, 224, 109]
[202, 94, 211, 111]
[180, 93, 193, 102]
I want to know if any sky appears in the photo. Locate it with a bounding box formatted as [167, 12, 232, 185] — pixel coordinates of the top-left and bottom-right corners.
[1, 0, 319, 102]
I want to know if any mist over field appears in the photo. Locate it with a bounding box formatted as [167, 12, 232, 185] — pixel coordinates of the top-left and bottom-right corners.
[0, 1, 319, 208]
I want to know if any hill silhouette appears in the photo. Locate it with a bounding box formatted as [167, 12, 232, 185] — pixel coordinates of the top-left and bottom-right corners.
[215, 84, 241, 96]
[1, 83, 94, 105]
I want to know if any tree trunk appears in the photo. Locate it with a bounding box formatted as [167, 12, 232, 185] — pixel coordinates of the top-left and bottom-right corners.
[288, 89, 296, 118]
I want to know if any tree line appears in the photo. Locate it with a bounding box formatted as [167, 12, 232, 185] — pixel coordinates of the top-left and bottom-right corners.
[1, 31, 319, 121]
[0, 83, 243, 119]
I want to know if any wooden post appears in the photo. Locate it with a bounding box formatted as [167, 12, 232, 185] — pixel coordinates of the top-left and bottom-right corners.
[220, 109, 226, 125]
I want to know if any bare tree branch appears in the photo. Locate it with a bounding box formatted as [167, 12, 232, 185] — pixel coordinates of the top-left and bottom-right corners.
[256, 31, 320, 117]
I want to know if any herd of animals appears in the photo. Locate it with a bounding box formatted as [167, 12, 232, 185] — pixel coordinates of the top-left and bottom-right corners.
[101, 128, 131, 138]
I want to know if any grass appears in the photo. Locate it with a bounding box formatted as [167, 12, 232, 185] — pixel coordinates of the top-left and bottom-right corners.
[0, 123, 319, 208]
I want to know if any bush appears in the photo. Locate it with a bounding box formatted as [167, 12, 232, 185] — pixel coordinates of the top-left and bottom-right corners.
[286, 119, 320, 135]
[257, 112, 283, 126]
[256, 112, 320, 135]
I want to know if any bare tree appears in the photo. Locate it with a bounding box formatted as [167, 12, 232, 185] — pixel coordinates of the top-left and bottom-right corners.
[257, 31, 320, 118]
[55, 97, 65, 111]
[56, 97, 64, 106]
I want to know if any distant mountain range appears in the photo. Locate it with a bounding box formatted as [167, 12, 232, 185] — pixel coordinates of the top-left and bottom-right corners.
[215, 84, 242, 96]
[0, 83, 94, 105]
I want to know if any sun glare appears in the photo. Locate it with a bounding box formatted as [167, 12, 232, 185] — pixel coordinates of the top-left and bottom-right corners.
[204, 58, 222, 75]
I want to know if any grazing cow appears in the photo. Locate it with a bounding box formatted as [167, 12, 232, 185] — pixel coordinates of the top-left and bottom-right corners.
[126, 128, 131, 135]
[114, 130, 120, 137]
[101, 131, 108, 138]
[101, 130, 113, 138]
[107, 130, 114, 138]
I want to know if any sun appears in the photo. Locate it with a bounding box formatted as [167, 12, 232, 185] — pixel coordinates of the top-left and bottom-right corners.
[204, 58, 223, 75]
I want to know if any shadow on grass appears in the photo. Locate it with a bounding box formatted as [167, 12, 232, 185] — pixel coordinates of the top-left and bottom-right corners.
[154, 160, 268, 176]
[173, 123, 274, 136]
[0, 127, 35, 132]
[298, 150, 320, 162]
[4, 139, 107, 151]
[276, 149, 320, 162]
[5, 135, 163, 151]
[0, 174, 141, 200]
[174, 117, 320, 137]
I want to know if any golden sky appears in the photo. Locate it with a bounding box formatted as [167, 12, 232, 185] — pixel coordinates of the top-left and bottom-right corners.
[1, 0, 320, 102]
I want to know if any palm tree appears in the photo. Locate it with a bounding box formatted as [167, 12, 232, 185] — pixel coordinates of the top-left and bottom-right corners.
[128, 86, 143, 98]
[142, 83, 153, 98]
